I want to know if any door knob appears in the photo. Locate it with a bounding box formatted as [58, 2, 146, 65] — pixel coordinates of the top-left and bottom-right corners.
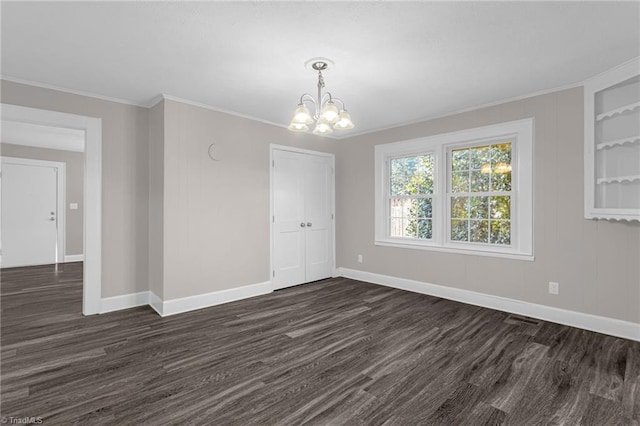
[307, 222, 312, 227]
[300, 222, 306, 227]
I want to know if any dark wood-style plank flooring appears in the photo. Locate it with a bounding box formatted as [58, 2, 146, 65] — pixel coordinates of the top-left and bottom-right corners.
[1, 262, 639, 425]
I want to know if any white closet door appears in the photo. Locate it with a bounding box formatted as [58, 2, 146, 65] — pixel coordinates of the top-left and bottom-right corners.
[304, 154, 333, 282]
[1, 162, 58, 267]
[272, 150, 307, 289]
[271, 148, 334, 290]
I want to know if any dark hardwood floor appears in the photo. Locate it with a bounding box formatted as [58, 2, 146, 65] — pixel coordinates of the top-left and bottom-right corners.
[1, 263, 639, 425]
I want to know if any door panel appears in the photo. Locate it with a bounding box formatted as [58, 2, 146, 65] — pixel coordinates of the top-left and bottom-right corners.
[304, 155, 333, 282]
[1, 162, 58, 267]
[272, 151, 306, 289]
[271, 149, 334, 289]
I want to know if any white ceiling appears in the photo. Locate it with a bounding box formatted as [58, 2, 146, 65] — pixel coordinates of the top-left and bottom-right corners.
[2, 2, 639, 138]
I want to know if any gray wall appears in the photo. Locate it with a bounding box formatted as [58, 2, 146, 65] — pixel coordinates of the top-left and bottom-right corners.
[148, 100, 164, 299]
[1, 80, 150, 298]
[3, 79, 638, 325]
[336, 87, 640, 324]
[0, 143, 84, 256]
[160, 99, 338, 300]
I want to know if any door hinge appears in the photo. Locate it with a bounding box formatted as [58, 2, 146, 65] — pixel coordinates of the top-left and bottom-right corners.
[272, 270, 275, 278]
[331, 213, 334, 220]
[272, 160, 275, 167]
[272, 216, 275, 223]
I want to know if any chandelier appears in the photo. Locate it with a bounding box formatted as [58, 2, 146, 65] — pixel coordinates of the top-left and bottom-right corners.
[288, 59, 354, 135]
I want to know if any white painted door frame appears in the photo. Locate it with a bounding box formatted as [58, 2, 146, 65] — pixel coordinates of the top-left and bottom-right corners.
[269, 144, 336, 289]
[0, 156, 66, 265]
[1, 104, 102, 315]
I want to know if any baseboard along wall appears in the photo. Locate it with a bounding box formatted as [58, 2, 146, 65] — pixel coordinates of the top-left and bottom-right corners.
[64, 254, 84, 262]
[336, 267, 640, 342]
[100, 281, 272, 317]
[98, 268, 639, 342]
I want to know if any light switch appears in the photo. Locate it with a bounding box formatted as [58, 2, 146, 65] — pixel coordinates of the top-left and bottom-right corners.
[70, 203, 78, 210]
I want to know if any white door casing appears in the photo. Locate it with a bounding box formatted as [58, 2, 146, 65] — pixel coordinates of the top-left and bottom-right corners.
[1, 157, 65, 267]
[271, 146, 335, 290]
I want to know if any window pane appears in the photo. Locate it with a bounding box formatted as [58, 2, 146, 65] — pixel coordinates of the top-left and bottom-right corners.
[469, 196, 488, 219]
[452, 171, 469, 193]
[416, 198, 433, 218]
[452, 148, 469, 171]
[417, 219, 432, 239]
[490, 196, 511, 220]
[490, 220, 511, 245]
[470, 145, 491, 170]
[451, 219, 468, 241]
[390, 155, 434, 196]
[390, 218, 403, 238]
[451, 197, 469, 219]
[470, 170, 490, 192]
[390, 197, 432, 240]
[491, 143, 512, 166]
[490, 143, 512, 191]
[470, 219, 489, 243]
[491, 171, 512, 192]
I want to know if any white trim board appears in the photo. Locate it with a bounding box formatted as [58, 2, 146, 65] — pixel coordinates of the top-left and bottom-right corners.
[64, 254, 84, 262]
[101, 291, 150, 314]
[159, 281, 272, 317]
[336, 267, 640, 342]
[99, 281, 273, 317]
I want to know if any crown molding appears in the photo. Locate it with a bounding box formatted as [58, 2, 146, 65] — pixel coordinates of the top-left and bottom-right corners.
[335, 80, 585, 140]
[1, 75, 149, 108]
[8, 60, 637, 141]
[159, 94, 290, 131]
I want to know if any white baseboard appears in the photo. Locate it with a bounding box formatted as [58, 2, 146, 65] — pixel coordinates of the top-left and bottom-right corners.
[100, 291, 150, 314]
[64, 254, 84, 262]
[159, 281, 272, 317]
[148, 291, 164, 316]
[336, 267, 640, 342]
[98, 281, 273, 317]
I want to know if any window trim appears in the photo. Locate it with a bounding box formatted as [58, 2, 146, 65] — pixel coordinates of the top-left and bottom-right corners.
[374, 118, 534, 260]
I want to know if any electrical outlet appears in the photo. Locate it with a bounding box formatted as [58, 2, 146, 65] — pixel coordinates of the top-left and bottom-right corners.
[549, 281, 559, 295]
[357, 254, 363, 263]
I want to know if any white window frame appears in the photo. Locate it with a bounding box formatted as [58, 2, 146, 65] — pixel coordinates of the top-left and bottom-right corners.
[374, 118, 534, 260]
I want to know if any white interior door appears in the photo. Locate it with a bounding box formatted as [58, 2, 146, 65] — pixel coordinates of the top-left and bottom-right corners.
[271, 148, 334, 290]
[1, 159, 63, 268]
[304, 155, 333, 282]
[272, 150, 306, 288]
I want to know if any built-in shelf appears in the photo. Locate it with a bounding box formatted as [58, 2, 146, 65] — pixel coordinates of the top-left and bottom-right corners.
[585, 58, 640, 221]
[596, 175, 640, 185]
[596, 135, 640, 150]
[595, 101, 640, 121]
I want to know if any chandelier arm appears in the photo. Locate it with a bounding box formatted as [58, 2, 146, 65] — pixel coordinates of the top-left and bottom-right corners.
[299, 93, 318, 118]
[320, 92, 333, 108]
[299, 93, 316, 105]
[331, 97, 346, 111]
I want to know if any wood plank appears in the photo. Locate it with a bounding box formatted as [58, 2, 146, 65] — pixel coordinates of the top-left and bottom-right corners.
[1, 262, 638, 424]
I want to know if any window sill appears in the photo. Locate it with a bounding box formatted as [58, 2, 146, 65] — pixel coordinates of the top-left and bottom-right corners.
[375, 240, 535, 261]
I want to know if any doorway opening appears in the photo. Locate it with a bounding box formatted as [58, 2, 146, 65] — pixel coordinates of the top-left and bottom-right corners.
[1, 104, 102, 315]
